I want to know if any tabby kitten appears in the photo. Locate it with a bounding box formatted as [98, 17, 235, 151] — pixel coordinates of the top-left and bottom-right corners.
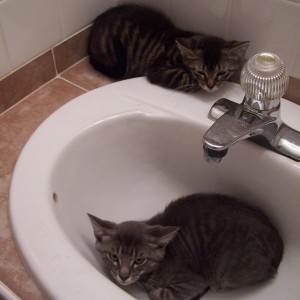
[88, 193, 283, 300]
[88, 4, 249, 92]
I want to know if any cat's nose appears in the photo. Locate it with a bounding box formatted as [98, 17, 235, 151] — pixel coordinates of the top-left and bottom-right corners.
[207, 79, 215, 89]
[119, 269, 130, 281]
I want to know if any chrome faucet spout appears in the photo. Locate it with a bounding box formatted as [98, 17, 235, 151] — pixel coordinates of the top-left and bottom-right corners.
[204, 99, 276, 152]
[203, 52, 300, 163]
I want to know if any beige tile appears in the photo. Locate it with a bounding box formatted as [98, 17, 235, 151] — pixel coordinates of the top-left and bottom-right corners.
[0, 79, 85, 300]
[58, 0, 112, 39]
[53, 27, 91, 74]
[284, 76, 300, 105]
[0, 51, 56, 114]
[229, 0, 300, 74]
[61, 57, 114, 90]
[0, 0, 62, 70]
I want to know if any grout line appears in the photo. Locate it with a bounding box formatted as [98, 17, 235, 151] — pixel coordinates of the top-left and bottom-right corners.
[0, 16, 13, 72]
[0, 56, 89, 117]
[0, 49, 53, 82]
[59, 56, 88, 74]
[291, 38, 300, 77]
[0, 77, 58, 117]
[0, 54, 87, 117]
[226, 0, 234, 40]
[54, 0, 66, 39]
[55, 23, 92, 47]
[0, 25, 91, 82]
[0, 74, 88, 117]
[58, 75, 88, 92]
[51, 48, 59, 76]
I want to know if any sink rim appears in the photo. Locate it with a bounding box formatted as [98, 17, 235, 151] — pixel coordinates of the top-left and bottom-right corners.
[9, 78, 300, 300]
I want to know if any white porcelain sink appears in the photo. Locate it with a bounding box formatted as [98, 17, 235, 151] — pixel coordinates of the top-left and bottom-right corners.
[9, 78, 300, 300]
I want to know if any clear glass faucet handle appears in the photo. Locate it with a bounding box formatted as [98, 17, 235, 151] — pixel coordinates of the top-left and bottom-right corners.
[240, 52, 289, 102]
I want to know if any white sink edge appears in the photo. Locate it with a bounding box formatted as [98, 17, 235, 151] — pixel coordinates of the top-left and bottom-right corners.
[9, 77, 300, 300]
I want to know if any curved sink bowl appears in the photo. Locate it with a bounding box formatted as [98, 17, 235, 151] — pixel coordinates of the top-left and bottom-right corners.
[10, 78, 300, 300]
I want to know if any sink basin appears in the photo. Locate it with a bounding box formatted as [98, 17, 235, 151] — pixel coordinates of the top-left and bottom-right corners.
[9, 78, 300, 300]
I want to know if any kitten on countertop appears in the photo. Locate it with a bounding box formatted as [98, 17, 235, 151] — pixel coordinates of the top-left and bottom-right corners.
[88, 4, 249, 93]
[88, 193, 283, 300]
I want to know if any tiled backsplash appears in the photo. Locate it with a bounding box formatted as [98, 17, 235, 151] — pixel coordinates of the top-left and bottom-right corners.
[0, 0, 116, 77]
[0, 26, 91, 114]
[1, 0, 300, 79]
[0, 0, 300, 114]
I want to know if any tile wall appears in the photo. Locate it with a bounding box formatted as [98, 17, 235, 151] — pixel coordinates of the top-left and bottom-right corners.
[0, 0, 300, 81]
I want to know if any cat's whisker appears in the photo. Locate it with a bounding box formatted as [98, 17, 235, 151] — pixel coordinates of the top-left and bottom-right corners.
[175, 83, 201, 94]
[175, 83, 197, 91]
[145, 278, 159, 285]
[137, 281, 153, 292]
[182, 86, 201, 94]
[137, 281, 146, 291]
[138, 277, 161, 292]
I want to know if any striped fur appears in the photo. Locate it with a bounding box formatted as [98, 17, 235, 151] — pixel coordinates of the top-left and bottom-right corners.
[88, 194, 283, 300]
[88, 5, 249, 92]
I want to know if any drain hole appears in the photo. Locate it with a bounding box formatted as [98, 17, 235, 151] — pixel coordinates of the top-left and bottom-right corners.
[53, 193, 58, 204]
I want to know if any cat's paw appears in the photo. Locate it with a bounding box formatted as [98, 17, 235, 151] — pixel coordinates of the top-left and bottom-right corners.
[149, 287, 181, 300]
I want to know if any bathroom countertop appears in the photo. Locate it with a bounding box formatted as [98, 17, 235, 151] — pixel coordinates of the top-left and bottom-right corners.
[0, 58, 299, 300]
[0, 58, 113, 300]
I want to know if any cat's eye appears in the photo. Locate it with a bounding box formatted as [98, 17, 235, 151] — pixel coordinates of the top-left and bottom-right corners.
[196, 71, 206, 78]
[134, 258, 147, 265]
[217, 71, 227, 77]
[107, 253, 119, 262]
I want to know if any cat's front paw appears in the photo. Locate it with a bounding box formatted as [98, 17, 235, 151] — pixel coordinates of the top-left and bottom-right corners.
[149, 287, 177, 300]
[148, 285, 208, 300]
[179, 73, 199, 92]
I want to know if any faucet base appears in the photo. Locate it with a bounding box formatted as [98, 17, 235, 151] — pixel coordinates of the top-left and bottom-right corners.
[204, 98, 300, 162]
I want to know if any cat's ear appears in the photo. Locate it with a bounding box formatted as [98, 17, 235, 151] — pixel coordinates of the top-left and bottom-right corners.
[176, 35, 204, 49]
[176, 39, 196, 58]
[224, 41, 250, 59]
[176, 36, 203, 58]
[88, 213, 117, 242]
[146, 225, 179, 248]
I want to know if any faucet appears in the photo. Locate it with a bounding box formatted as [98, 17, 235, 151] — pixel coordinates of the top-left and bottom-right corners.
[203, 52, 300, 163]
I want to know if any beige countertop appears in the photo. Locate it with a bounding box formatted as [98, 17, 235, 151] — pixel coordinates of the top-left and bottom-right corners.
[0, 59, 112, 300]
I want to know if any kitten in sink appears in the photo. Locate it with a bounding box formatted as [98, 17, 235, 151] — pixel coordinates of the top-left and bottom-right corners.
[88, 4, 249, 92]
[88, 193, 283, 300]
